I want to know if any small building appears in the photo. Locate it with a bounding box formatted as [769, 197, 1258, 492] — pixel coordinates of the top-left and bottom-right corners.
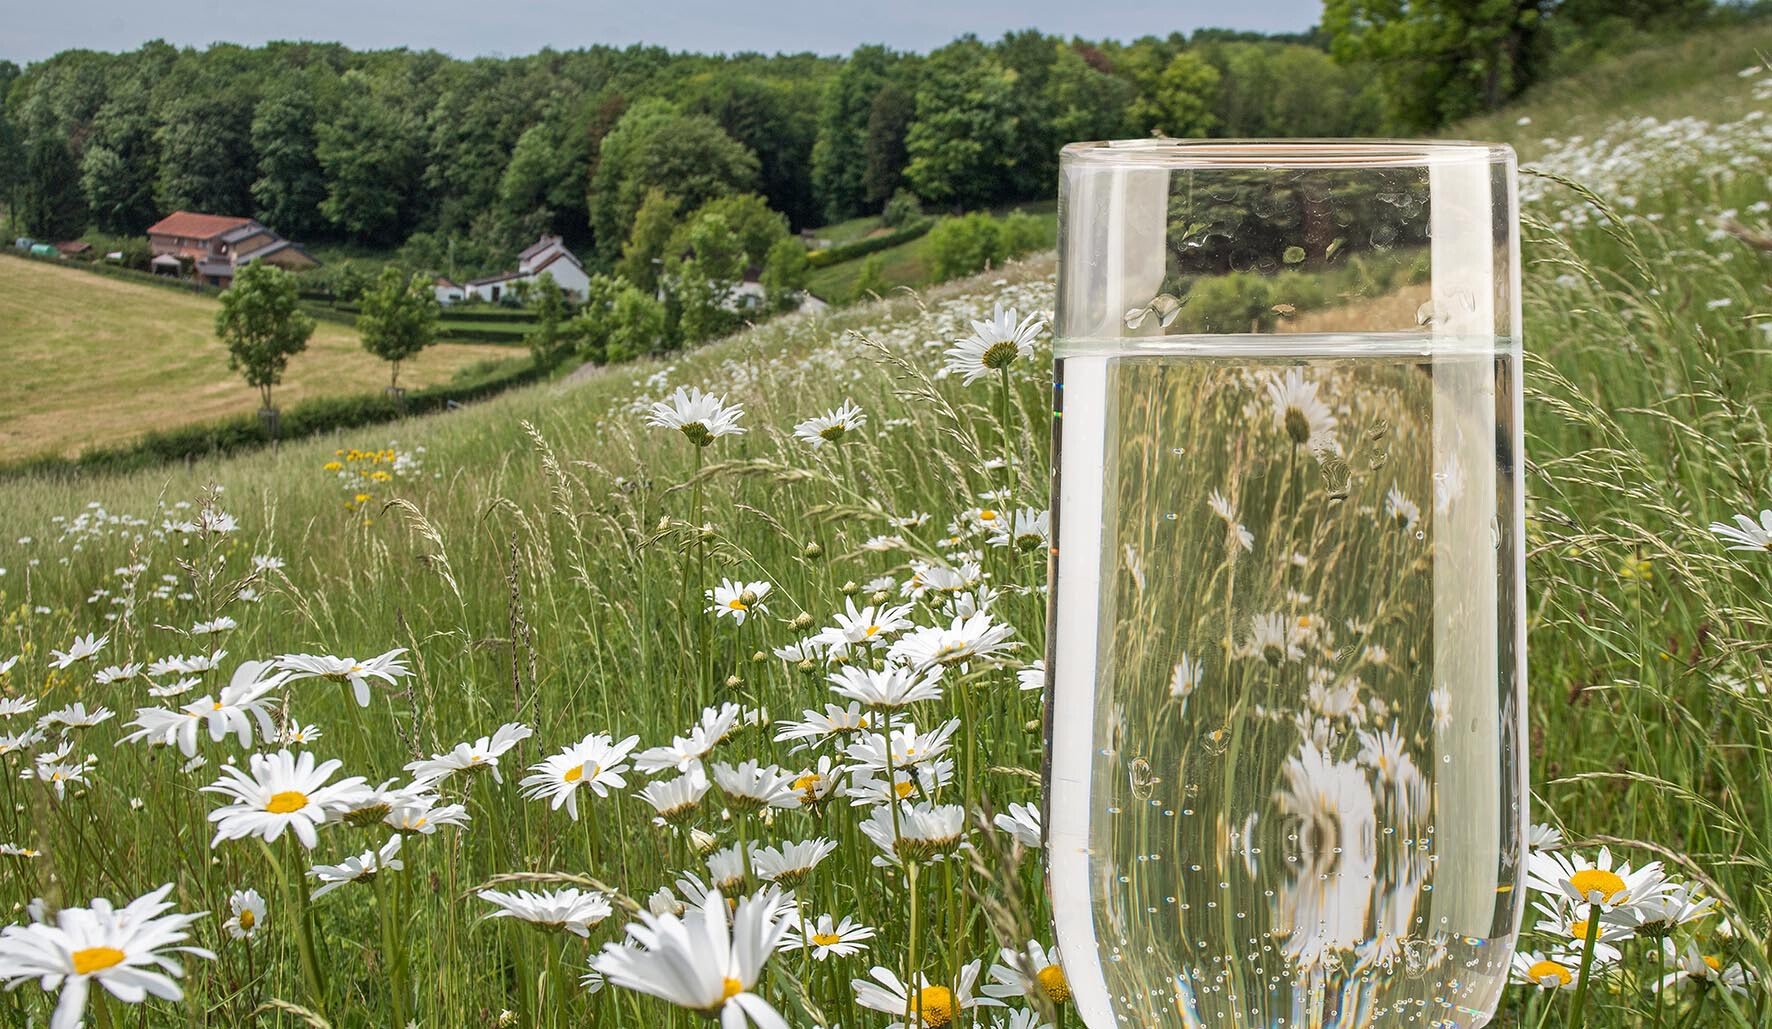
[461, 234, 590, 304]
[53, 241, 91, 258]
[433, 276, 466, 305]
[144, 211, 321, 287]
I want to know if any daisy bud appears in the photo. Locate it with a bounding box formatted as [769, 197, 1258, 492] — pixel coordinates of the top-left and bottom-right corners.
[724, 675, 744, 690]
[690, 828, 719, 854]
[795, 659, 817, 674]
[1025, 719, 1041, 733]
[804, 542, 823, 559]
[655, 516, 671, 532]
[751, 650, 768, 663]
[791, 613, 815, 631]
[870, 590, 891, 605]
[839, 580, 860, 596]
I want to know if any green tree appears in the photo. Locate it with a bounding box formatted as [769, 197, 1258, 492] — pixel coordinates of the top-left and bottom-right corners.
[674, 193, 788, 270]
[20, 138, 87, 239]
[523, 272, 572, 366]
[684, 74, 820, 229]
[1128, 50, 1222, 137]
[926, 212, 1006, 280]
[861, 83, 916, 209]
[357, 265, 438, 390]
[318, 73, 425, 244]
[588, 99, 759, 263]
[1047, 43, 1136, 145]
[617, 188, 682, 294]
[0, 60, 21, 225]
[155, 94, 256, 216]
[1322, 0, 1550, 130]
[79, 79, 160, 234]
[214, 262, 315, 411]
[811, 45, 908, 223]
[903, 41, 1022, 211]
[252, 82, 330, 238]
[759, 236, 810, 313]
[606, 282, 668, 363]
[668, 212, 745, 343]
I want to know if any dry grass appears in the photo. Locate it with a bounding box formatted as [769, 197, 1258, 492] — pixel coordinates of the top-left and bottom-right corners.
[0, 257, 515, 460]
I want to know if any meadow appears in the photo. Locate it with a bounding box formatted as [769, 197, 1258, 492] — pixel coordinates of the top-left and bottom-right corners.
[0, 26, 1766, 1029]
[0, 257, 516, 462]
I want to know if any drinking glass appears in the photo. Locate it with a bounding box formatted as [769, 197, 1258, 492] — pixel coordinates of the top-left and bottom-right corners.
[1043, 141, 1526, 1029]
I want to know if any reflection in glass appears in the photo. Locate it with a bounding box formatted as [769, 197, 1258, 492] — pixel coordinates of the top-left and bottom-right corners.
[1044, 142, 1526, 1029]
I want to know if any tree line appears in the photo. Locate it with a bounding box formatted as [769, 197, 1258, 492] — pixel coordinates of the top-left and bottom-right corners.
[0, 0, 1731, 276]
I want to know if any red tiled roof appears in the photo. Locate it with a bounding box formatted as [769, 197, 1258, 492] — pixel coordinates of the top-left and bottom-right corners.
[145, 211, 256, 240]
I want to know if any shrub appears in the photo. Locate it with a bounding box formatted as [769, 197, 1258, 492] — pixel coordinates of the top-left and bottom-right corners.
[926, 213, 1005, 280]
[881, 189, 923, 229]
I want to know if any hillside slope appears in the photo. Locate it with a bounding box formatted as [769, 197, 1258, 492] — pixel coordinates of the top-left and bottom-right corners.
[0, 257, 515, 461]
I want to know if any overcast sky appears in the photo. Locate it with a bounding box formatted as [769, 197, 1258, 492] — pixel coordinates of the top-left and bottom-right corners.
[3, 0, 1322, 64]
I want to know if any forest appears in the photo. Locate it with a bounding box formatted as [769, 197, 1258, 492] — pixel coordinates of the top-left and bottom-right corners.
[0, 0, 1738, 282]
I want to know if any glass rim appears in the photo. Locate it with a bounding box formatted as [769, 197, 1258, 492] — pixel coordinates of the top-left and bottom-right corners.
[1059, 137, 1514, 169]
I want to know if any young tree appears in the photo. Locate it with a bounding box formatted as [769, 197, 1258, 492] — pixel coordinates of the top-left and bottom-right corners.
[522, 272, 571, 367]
[357, 265, 438, 390]
[20, 139, 88, 240]
[606, 283, 668, 363]
[588, 99, 759, 262]
[1128, 51, 1222, 138]
[617, 188, 682, 294]
[903, 42, 1022, 211]
[760, 236, 810, 313]
[214, 262, 315, 413]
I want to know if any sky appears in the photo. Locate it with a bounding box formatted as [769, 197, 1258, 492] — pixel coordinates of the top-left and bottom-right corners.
[1, 0, 1322, 64]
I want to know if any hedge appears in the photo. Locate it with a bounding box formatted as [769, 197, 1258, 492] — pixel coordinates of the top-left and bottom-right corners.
[0, 357, 548, 480]
[805, 218, 934, 269]
[2, 249, 222, 296]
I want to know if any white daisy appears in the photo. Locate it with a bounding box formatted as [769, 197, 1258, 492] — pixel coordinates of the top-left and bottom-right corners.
[859, 800, 968, 867]
[222, 889, 266, 941]
[1244, 612, 1304, 664]
[853, 959, 998, 1029]
[645, 386, 747, 447]
[203, 749, 366, 849]
[1207, 490, 1255, 551]
[750, 838, 837, 888]
[308, 835, 403, 900]
[47, 634, 107, 670]
[1265, 368, 1336, 448]
[1656, 940, 1750, 993]
[276, 649, 412, 708]
[1510, 949, 1582, 990]
[593, 886, 791, 1028]
[844, 719, 960, 772]
[479, 888, 614, 937]
[1525, 847, 1672, 912]
[405, 722, 534, 785]
[984, 939, 1069, 1005]
[37, 703, 113, 731]
[707, 580, 771, 624]
[993, 802, 1042, 848]
[943, 305, 1044, 385]
[787, 757, 846, 807]
[0, 697, 37, 718]
[191, 617, 237, 636]
[1710, 509, 1772, 552]
[0, 883, 213, 1029]
[779, 914, 875, 959]
[384, 791, 469, 835]
[1016, 660, 1045, 693]
[794, 400, 867, 448]
[828, 664, 944, 710]
[711, 760, 802, 813]
[1530, 896, 1630, 962]
[519, 732, 641, 820]
[636, 704, 741, 775]
[1385, 485, 1421, 531]
[707, 844, 749, 892]
[889, 612, 1017, 672]
[1601, 880, 1715, 936]
[1169, 655, 1202, 703]
[986, 508, 1050, 552]
[637, 768, 711, 825]
[811, 600, 915, 657]
[93, 664, 143, 685]
[773, 703, 870, 751]
[1529, 823, 1565, 851]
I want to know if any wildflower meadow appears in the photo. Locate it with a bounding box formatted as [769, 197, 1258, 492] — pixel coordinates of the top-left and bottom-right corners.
[0, 41, 1767, 1029]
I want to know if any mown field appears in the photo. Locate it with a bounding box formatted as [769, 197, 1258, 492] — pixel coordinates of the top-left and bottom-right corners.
[0, 257, 516, 461]
[0, 24, 1765, 1029]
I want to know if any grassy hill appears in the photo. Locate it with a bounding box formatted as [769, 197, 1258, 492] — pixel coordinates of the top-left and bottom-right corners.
[0, 24, 1765, 1029]
[0, 256, 518, 461]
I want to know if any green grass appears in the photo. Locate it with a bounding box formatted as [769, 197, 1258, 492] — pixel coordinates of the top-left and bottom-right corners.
[807, 213, 890, 246]
[807, 207, 1059, 303]
[0, 255, 515, 462]
[0, 22, 1766, 1029]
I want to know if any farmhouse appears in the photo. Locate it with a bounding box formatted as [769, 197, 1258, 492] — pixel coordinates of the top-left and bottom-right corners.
[145, 211, 320, 287]
[433, 276, 466, 304]
[459, 234, 590, 304]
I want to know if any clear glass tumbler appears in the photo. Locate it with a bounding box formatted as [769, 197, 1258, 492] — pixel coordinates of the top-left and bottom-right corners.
[1043, 141, 1526, 1029]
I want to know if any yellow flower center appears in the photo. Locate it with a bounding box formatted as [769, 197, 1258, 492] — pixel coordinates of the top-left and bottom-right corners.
[563, 764, 585, 783]
[72, 946, 126, 975]
[1704, 955, 1722, 972]
[1036, 964, 1071, 1003]
[894, 780, 916, 800]
[265, 790, 309, 814]
[793, 773, 821, 792]
[915, 986, 956, 1027]
[979, 510, 998, 521]
[212, 702, 224, 711]
[811, 931, 842, 947]
[239, 909, 256, 929]
[1568, 868, 1627, 902]
[1567, 919, 1590, 939]
[864, 625, 881, 637]
[1527, 959, 1572, 986]
[722, 977, 744, 1001]
[728, 599, 748, 611]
